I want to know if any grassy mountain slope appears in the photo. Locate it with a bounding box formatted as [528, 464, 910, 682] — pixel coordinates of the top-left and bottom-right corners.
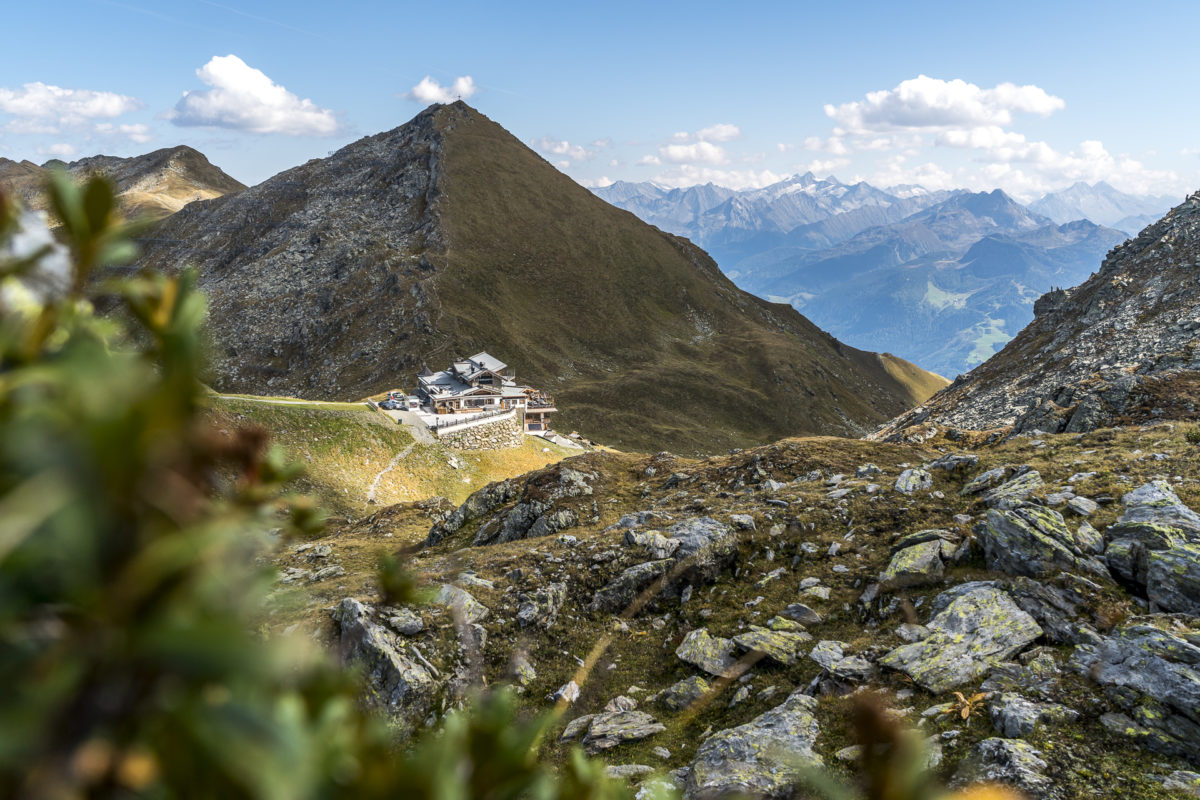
[206, 397, 578, 516]
[137, 102, 944, 454]
[0, 146, 245, 221]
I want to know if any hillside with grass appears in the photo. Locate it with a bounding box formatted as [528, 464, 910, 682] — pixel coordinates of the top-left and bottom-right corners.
[206, 397, 579, 516]
[136, 102, 945, 455]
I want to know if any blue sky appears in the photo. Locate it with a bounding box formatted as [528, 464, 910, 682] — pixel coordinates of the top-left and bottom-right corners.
[1, 0, 1197, 200]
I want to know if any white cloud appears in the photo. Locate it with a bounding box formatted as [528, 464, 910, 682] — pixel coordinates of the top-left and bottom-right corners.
[581, 176, 615, 188]
[535, 137, 593, 161]
[696, 123, 741, 142]
[404, 75, 477, 104]
[3, 119, 59, 135]
[826, 75, 1064, 133]
[777, 142, 796, 153]
[659, 140, 727, 164]
[637, 154, 661, 166]
[37, 143, 77, 159]
[803, 135, 849, 155]
[649, 165, 784, 190]
[609, 158, 620, 167]
[168, 55, 339, 136]
[0, 82, 143, 124]
[802, 158, 850, 176]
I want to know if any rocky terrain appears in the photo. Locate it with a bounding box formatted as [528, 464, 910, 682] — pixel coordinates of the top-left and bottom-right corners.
[0, 145, 245, 220]
[135, 102, 944, 454]
[876, 190, 1200, 441]
[269, 421, 1200, 799]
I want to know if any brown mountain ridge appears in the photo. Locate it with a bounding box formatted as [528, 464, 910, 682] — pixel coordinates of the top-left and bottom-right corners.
[134, 102, 944, 453]
[0, 145, 246, 221]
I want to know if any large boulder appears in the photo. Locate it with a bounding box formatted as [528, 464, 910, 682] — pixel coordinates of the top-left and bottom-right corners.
[894, 468, 932, 495]
[516, 582, 567, 629]
[425, 478, 521, 546]
[1071, 622, 1200, 762]
[653, 675, 712, 711]
[1105, 481, 1200, 614]
[981, 470, 1043, 509]
[589, 559, 672, 613]
[432, 583, 489, 623]
[333, 598, 437, 737]
[676, 628, 739, 678]
[879, 539, 946, 590]
[684, 690, 822, 799]
[667, 517, 738, 583]
[976, 505, 1108, 579]
[879, 586, 1042, 692]
[731, 626, 812, 666]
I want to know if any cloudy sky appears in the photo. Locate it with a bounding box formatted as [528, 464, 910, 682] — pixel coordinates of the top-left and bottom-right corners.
[1, 0, 1196, 201]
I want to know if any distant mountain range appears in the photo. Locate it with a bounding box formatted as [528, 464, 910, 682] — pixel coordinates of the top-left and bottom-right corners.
[594, 176, 1169, 377]
[1029, 180, 1177, 233]
[0, 146, 245, 221]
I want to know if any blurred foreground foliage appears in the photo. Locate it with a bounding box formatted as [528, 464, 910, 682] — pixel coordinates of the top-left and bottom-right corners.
[0, 175, 629, 799]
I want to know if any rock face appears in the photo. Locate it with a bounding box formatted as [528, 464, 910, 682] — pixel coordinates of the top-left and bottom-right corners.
[879, 538, 946, 590]
[333, 598, 436, 736]
[1072, 623, 1200, 762]
[1105, 481, 1200, 614]
[874, 189, 1200, 439]
[894, 468, 932, 494]
[879, 586, 1042, 692]
[684, 690, 822, 799]
[976, 505, 1107, 579]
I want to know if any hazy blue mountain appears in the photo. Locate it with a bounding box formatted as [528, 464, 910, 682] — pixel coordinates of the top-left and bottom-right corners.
[1029, 181, 1178, 234]
[594, 178, 1129, 377]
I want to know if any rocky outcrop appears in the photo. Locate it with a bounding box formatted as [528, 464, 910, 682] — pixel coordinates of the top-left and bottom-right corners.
[333, 598, 437, 736]
[873, 190, 1200, 439]
[976, 504, 1108, 579]
[1105, 481, 1200, 614]
[1072, 622, 1200, 762]
[879, 585, 1042, 692]
[951, 738, 1056, 798]
[683, 691, 822, 799]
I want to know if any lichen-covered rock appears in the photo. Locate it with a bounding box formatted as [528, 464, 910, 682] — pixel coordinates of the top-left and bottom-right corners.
[333, 598, 436, 737]
[778, 602, 822, 626]
[667, 517, 738, 583]
[1146, 542, 1200, 614]
[990, 693, 1077, 738]
[425, 477, 521, 546]
[950, 738, 1055, 798]
[386, 607, 425, 636]
[981, 470, 1043, 509]
[624, 529, 680, 559]
[731, 626, 811, 666]
[808, 640, 848, 670]
[589, 560, 672, 614]
[432, 583, 489, 623]
[1071, 622, 1200, 762]
[895, 468, 932, 495]
[684, 690, 822, 799]
[1104, 481, 1200, 613]
[879, 539, 945, 590]
[582, 710, 666, 753]
[976, 505, 1108, 578]
[517, 582, 567, 629]
[879, 586, 1042, 692]
[654, 675, 711, 711]
[961, 466, 1014, 496]
[676, 628, 739, 678]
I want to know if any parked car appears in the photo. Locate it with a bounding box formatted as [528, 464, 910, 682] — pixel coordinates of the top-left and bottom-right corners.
[378, 399, 401, 410]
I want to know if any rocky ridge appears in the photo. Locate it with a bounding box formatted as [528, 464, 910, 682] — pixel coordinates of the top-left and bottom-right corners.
[875, 189, 1200, 440]
[0, 146, 245, 220]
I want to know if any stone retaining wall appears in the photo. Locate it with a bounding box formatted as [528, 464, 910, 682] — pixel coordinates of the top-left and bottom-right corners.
[438, 413, 524, 450]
